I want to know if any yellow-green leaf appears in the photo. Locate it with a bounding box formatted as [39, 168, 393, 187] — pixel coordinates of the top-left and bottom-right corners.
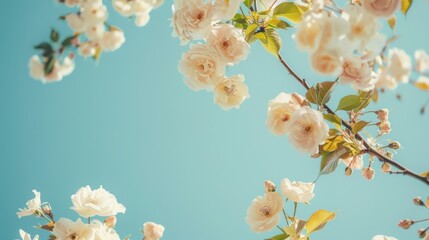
[305, 81, 337, 106]
[401, 0, 412, 15]
[415, 80, 429, 91]
[323, 135, 344, 152]
[259, 29, 282, 56]
[245, 23, 259, 42]
[272, 2, 308, 23]
[388, 16, 396, 30]
[305, 209, 336, 235]
[323, 113, 342, 130]
[265, 233, 289, 240]
[352, 121, 369, 134]
[319, 147, 346, 175]
[336, 95, 362, 112]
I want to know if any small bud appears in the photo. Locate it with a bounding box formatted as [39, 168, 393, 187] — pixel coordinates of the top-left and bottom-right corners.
[376, 109, 389, 121]
[68, 52, 75, 60]
[264, 180, 276, 192]
[311, 152, 321, 158]
[362, 167, 375, 181]
[381, 162, 391, 173]
[378, 121, 391, 134]
[104, 216, 117, 228]
[413, 197, 425, 206]
[42, 205, 52, 215]
[418, 228, 427, 238]
[388, 141, 401, 150]
[398, 219, 414, 229]
[345, 167, 353, 176]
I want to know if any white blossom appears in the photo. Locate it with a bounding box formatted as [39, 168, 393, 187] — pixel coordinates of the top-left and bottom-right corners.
[246, 192, 283, 232]
[387, 48, 411, 83]
[280, 178, 315, 203]
[266, 92, 304, 135]
[52, 218, 95, 240]
[19, 230, 39, 240]
[100, 30, 126, 52]
[213, 74, 249, 110]
[415, 50, 429, 73]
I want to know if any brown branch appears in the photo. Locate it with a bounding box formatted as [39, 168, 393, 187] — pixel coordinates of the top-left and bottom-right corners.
[277, 54, 429, 186]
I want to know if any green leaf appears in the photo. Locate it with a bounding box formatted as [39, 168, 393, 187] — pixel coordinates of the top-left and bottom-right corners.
[266, 18, 292, 29]
[401, 0, 412, 15]
[352, 121, 369, 135]
[336, 95, 362, 112]
[61, 35, 77, 48]
[305, 210, 336, 235]
[323, 135, 344, 152]
[319, 147, 347, 175]
[419, 171, 429, 178]
[244, 0, 254, 8]
[44, 55, 56, 75]
[50, 29, 60, 42]
[259, 29, 282, 57]
[323, 114, 342, 130]
[34, 42, 53, 51]
[273, 2, 308, 23]
[305, 81, 337, 106]
[265, 233, 289, 240]
[245, 23, 259, 43]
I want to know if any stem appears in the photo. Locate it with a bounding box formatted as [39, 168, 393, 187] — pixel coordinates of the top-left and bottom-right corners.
[414, 218, 429, 223]
[277, 53, 429, 186]
[293, 202, 298, 217]
[282, 208, 290, 225]
[88, 217, 91, 224]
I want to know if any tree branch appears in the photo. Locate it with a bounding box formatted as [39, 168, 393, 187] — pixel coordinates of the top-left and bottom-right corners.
[277, 53, 429, 186]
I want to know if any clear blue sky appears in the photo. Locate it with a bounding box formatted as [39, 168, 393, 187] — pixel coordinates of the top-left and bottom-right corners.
[1, 1, 429, 239]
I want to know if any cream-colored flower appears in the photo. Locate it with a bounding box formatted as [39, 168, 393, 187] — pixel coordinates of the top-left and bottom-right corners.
[246, 192, 283, 232]
[52, 218, 95, 240]
[342, 154, 363, 170]
[64, 0, 81, 8]
[29, 56, 74, 83]
[362, 0, 401, 18]
[415, 50, 429, 73]
[78, 41, 97, 57]
[19, 230, 39, 240]
[293, 12, 325, 53]
[104, 216, 117, 228]
[145, 0, 163, 8]
[361, 32, 386, 61]
[371, 235, 398, 240]
[377, 109, 388, 121]
[213, 74, 249, 110]
[172, 0, 215, 45]
[213, 0, 243, 21]
[344, 5, 378, 51]
[310, 49, 343, 76]
[65, 13, 86, 33]
[375, 68, 397, 90]
[86, 24, 105, 41]
[285, 106, 329, 154]
[280, 178, 315, 203]
[340, 57, 375, 91]
[17, 190, 43, 218]
[100, 30, 126, 52]
[178, 43, 225, 91]
[92, 220, 121, 240]
[266, 92, 303, 135]
[143, 222, 165, 240]
[29, 56, 45, 81]
[71, 185, 126, 218]
[112, 0, 134, 17]
[206, 24, 250, 65]
[81, 2, 108, 26]
[387, 48, 411, 83]
[264, 180, 276, 193]
[135, 11, 151, 27]
[379, 121, 391, 134]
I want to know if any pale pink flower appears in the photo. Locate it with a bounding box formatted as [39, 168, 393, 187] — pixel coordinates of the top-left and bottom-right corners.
[378, 121, 391, 134]
[371, 235, 398, 240]
[415, 50, 429, 73]
[264, 180, 276, 193]
[362, 0, 401, 18]
[206, 24, 250, 65]
[213, 0, 243, 21]
[281, 178, 315, 203]
[213, 74, 249, 110]
[266, 92, 303, 135]
[285, 107, 329, 154]
[376, 109, 388, 121]
[375, 68, 397, 90]
[342, 155, 364, 170]
[340, 56, 375, 91]
[362, 167, 375, 180]
[143, 222, 165, 240]
[52, 218, 95, 240]
[246, 192, 283, 232]
[100, 30, 126, 52]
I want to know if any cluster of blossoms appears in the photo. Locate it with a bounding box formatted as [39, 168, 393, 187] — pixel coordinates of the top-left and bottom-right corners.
[29, 0, 163, 84]
[173, 0, 251, 110]
[293, 0, 402, 91]
[17, 186, 165, 240]
[266, 92, 329, 155]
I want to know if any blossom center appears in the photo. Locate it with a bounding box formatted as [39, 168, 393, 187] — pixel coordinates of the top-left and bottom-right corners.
[259, 205, 271, 216]
[224, 84, 237, 96]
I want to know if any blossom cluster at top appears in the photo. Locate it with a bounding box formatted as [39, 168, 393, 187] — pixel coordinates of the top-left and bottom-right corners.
[29, 0, 163, 84]
[16, 186, 165, 240]
[173, 0, 251, 110]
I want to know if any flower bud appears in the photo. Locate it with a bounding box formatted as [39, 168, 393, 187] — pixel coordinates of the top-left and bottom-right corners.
[104, 216, 117, 228]
[264, 180, 276, 192]
[376, 109, 389, 121]
[413, 197, 425, 206]
[345, 167, 353, 176]
[378, 121, 391, 134]
[42, 205, 52, 215]
[385, 151, 393, 159]
[418, 228, 427, 238]
[398, 219, 414, 229]
[381, 162, 391, 173]
[388, 141, 401, 150]
[362, 167, 375, 181]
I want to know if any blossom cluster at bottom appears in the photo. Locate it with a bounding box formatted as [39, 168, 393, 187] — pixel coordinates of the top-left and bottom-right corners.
[16, 186, 164, 240]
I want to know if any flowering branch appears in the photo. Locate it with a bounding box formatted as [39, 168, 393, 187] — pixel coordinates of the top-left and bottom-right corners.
[278, 53, 429, 186]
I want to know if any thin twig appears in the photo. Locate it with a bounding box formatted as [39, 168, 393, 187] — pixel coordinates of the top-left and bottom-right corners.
[277, 53, 429, 186]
